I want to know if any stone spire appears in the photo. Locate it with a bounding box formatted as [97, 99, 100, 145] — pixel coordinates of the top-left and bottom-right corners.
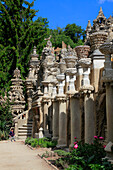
[86, 20, 91, 32]
[9, 68, 25, 117]
[26, 46, 40, 110]
[97, 7, 105, 19]
[93, 7, 106, 32]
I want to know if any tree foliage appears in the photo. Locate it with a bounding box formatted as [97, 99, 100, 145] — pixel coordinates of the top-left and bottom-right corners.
[64, 23, 85, 44]
[0, 98, 13, 140]
[47, 28, 75, 49]
[0, 0, 48, 93]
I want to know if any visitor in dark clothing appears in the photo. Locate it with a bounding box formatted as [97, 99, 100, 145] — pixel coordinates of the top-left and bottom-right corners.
[9, 129, 15, 142]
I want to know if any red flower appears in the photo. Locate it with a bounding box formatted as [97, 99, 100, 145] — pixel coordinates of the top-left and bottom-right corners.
[74, 144, 78, 149]
[99, 137, 104, 140]
[74, 137, 77, 139]
[104, 145, 106, 148]
[94, 136, 98, 139]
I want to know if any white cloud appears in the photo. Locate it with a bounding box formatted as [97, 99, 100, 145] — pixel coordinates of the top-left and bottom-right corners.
[99, 0, 113, 3]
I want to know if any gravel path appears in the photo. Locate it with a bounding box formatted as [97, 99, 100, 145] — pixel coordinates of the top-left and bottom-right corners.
[0, 140, 54, 170]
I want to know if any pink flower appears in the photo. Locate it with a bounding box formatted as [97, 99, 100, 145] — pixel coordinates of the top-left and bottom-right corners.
[74, 137, 77, 139]
[99, 137, 104, 140]
[74, 142, 77, 144]
[94, 136, 98, 139]
[104, 145, 106, 148]
[74, 144, 78, 149]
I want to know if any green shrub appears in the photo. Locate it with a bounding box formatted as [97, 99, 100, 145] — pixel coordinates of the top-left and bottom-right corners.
[54, 150, 70, 156]
[25, 137, 57, 148]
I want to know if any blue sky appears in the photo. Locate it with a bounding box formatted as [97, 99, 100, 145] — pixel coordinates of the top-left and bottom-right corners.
[27, 0, 113, 30]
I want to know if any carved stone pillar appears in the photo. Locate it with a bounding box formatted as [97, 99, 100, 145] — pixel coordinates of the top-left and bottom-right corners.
[25, 80, 33, 110]
[75, 45, 90, 90]
[42, 98, 50, 136]
[76, 65, 83, 90]
[42, 81, 51, 137]
[66, 68, 77, 93]
[106, 83, 113, 142]
[79, 58, 95, 143]
[57, 74, 65, 95]
[84, 91, 95, 143]
[69, 93, 81, 148]
[51, 80, 59, 141]
[38, 104, 43, 128]
[99, 39, 113, 142]
[89, 32, 108, 92]
[56, 96, 67, 148]
[52, 97, 59, 141]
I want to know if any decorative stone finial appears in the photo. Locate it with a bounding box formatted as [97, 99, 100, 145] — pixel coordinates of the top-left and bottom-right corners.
[33, 46, 37, 55]
[13, 68, 21, 78]
[75, 45, 90, 59]
[86, 20, 91, 31]
[97, 7, 104, 19]
[45, 35, 52, 48]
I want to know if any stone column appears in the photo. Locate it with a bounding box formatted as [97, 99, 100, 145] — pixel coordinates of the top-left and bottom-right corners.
[25, 80, 33, 110]
[106, 83, 113, 142]
[99, 39, 113, 142]
[66, 68, 77, 92]
[15, 120, 18, 138]
[75, 45, 90, 90]
[66, 68, 81, 147]
[51, 80, 59, 141]
[76, 65, 83, 90]
[84, 91, 95, 143]
[56, 74, 67, 147]
[57, 74, 65, 95]
[89, 32, 108, 92]
[38, 104, 43, 128]
[43, 98, 50, 136]
[52, 97, 59, 141]
[56, 96, 67, 148]
[79, 58, 95, 143]
[69, 93, 81, 148]
[42, 81, 51, 137]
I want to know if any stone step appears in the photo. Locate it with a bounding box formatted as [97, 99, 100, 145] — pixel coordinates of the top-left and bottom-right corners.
[18, 130, 32, 133]
[27, 121, 33, 124]
[18, 133, 32, 136]
[18, 127, 32, 130]
[23, 124, 32, 127]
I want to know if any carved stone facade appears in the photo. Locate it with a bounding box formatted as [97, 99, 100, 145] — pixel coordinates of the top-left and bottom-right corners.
[8, 8, 113, 151]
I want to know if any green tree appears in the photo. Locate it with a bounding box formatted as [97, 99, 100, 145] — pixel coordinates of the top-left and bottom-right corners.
[64, 23, 85, 44]
[0, 0, 48, 93]
[0, 98, 13, 140]
[47, 27, 75, 49]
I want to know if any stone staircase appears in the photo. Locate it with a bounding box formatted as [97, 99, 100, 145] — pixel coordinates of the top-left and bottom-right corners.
[18, 120, 33, 139]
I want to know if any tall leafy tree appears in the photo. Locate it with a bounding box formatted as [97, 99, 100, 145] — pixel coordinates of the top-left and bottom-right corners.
[47, 27, 75, 49]
[0, 0, 48, 92]
[64, 23, 85, 44]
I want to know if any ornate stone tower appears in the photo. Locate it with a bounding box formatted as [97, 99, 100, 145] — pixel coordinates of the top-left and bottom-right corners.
[9, 68, 25, 117]
[26, 46, 40, 110]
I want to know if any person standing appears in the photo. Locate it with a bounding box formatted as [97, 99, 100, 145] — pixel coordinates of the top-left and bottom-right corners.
[9, 128, 15, 142]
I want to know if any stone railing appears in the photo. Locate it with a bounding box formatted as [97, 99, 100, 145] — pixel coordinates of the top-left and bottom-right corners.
[13, 110, 29, 121]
